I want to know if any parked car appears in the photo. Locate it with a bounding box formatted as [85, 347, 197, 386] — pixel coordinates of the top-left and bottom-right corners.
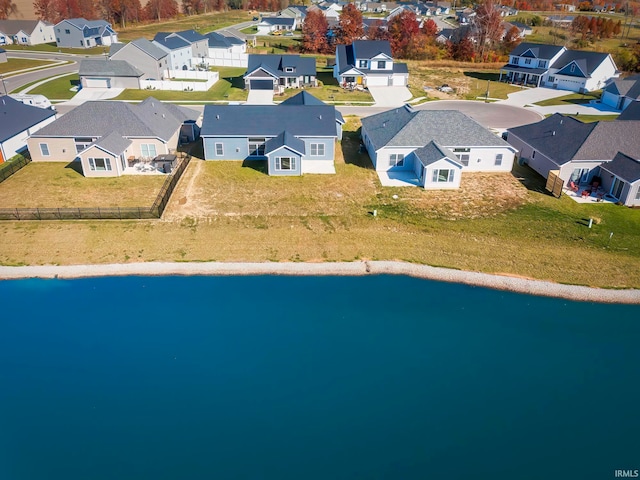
[253, 16, 259, 21]
[272, 30, 282, 36]
[284, 32, 293, 36]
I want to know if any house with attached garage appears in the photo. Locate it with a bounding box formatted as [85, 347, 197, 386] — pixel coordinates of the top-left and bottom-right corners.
[54, 18, 118, 49]
[506, 114, 640, 204]
[204, 32, 248, 67]
[244, 54, 317, 93]
[256, 17, 297, 35]
[153, 32, 194, 70]
[0, 95, 57, 164]
[360, 106, 517, 189]
[499, 42, 619, 92]
[27, 97, 200, 178]
[0, 20, 55, 46]
[79, 59, 144, 89]
[109, 38, 170, 80]
[201, 91, 343, 175]
[600, 75, 640, 111]
[334, 40, 409, 87]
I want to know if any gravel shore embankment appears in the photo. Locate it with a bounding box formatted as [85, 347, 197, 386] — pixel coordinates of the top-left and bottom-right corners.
[0, 261, 639, 304]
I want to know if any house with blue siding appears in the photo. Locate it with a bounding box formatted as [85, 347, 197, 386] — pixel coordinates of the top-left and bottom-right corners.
[54, 18, 118, 49]
[201, 91, 343, 175]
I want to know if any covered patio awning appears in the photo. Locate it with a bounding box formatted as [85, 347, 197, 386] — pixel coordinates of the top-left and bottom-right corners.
[499, 64, 548, 75]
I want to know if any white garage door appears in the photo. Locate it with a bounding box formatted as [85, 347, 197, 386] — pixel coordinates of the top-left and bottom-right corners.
[85, 77, 111, 88]
[392, 75, 406, 86]
[366, 75, 389, 86]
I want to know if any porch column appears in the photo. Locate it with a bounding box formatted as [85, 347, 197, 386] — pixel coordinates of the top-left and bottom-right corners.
[499, 70, 503, 82]
[537, 75, 541, 87]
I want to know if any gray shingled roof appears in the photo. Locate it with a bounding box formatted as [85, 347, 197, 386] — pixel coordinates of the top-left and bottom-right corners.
[280, 91, 345, 124]
[205, 32, 244, 48]
[574, 120, 640, 160]
[352, 40, 393, 59]
[92, 131, 132, 156]
[0, 20, 46, 35]
[79, 59, 143, 77]
[507, 114, 596, 164]
[551, 50, 612, 77]
[605, 75, 640, 100]
[0, 95, 56, 143]
[361, 107, 510, 151]
[127, 38, 168, 60]
[62, 18, 110, 29]
[201, 104, 338, 138]
[600, 152, 640, 183]
[413, 141, 461, 167]
[31, 97, 198, 142]
[153, 33, 190, 50]
[265, 130, 305, 155]
[260, 17, 295, 26]
[246, 54, 316, 78]
[510, 42, 565, 59]
[618, 101, 640, 120]
[170, 30, 207, 43]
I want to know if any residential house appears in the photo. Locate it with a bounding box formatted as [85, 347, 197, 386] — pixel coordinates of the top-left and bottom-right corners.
[363, 17, 388, 36]
[28, 98, 200, 178]
[360, 106, 516, 189]
[0, 96, 57, 163]
[244, 54, 317, 93]
[79, 59, 144, 89]
[156, 30, 209, 64]
[201, 91, 343, 175]
[0, 20, 55, 46]
[457, 8, 476, 24]
[334, 40, 409, 87]
[601, 75, 640, 111]
[599, 152, 640, 206]
[506, 113, 640, 203]
[153, 32, 194, 70]
[0, 48, 6, 63]
[555, 3, 577, 11]
[54, 18, 118, 49]
[618, 101, 640, 120]
[504, 21, 532, 37]
[499, 42, 619, 92]
[256, 17, 296, 35]
[278, 6, 308, 23]
[204, 32, 248, 67]
[547, 15, 575, 27]
[109, 38, 170, 80]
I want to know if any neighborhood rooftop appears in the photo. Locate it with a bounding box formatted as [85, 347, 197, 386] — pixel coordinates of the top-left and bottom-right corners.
[246, 54, 316, 77]
[0, 95, 56, 144]
[602, 152, 640, 182]
[204, 31, 244, 48]
[79, 59, 143, 77]
[0, 19, 51, 34]
[361, 108, 511, 150]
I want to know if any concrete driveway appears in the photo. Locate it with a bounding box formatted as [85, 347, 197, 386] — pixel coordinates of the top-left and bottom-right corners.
[63, 87, 124, 105]
[246, 89, 274, 105]
[497, 87, 571, 107]
[368, 86, 412, 107]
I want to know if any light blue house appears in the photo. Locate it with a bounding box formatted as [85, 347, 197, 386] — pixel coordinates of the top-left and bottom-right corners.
[201, 91, 343, 175]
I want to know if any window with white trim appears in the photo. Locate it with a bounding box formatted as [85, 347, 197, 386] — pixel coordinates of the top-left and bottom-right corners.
[215, 143, 224, 156]
[140, 144, 157, 158]
[457, 154, 469, 166]
[538, 60, 546, 68]
[495, 153, 503, 166]
[39, 143, 50, 156]
[432, 169, 454, 183]
[248, 138, 266, 156]
[548, 76, 555, 83]
[310, 143, 325, 156]
[377, 60, 386, 69]
[359, 60, 367, 68]
[75, 137, 94, 153]
[88, 157, 112, 171]
[389, 153, 404, 167]
[524, 58, 531, 65]
[275, 157, 296, 171]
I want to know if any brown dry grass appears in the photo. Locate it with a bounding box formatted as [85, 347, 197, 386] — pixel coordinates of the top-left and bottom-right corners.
[0, 163, 166, 208]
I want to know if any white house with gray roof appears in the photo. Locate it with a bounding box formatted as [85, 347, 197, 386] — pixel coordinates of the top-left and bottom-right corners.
[54, 18, 117, 49]
[601, 75, 640, 111]
[0, 20, 55, 46]
[204, 32, 247, 67]
[334, 40, 408, 87]
[256, 17, 297, 35]
[153, 32, 194, 70]
[79, 59, 144, 89]
[27, 98, 200, 178]
[110, 38, 170, 80]
[361, 106, 517, 189]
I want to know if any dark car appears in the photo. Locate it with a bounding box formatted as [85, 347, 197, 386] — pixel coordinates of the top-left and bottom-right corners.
[253, 16, 259, 21]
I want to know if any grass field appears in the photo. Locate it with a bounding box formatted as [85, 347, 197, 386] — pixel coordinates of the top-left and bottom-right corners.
[0, 58, 57, 75]
[27, 73, 79, 99]
[1, 43, 107, 55]
[534, 90, 602, 106]
[560, 114, 620, 122]
[116, 11, 253, 42]
[0, 163, 165, 208]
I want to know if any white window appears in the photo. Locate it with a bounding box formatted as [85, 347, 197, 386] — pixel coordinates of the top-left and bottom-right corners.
[310, 143, 325, 156]
[285, 67, 294, 72]
[495, 153, 503, 166]
[39, 143, 50, 156]
[456, 154, 469, 166]
[215, 143, 224, 156]
[389, 153, 404, 167]
[88, 157, 112, 171]
[432, 169, 454, 182]
[275, 157, 296, 171]
[248, 138, 266, 156]
[140, 144, 157, 158]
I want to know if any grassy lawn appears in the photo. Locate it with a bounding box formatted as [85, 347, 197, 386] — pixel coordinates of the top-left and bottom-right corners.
[1, 43, 107, 55]
[250, 37, 301, 55]
[276, 67, 374, 103]
[114, 66, 247, 102]
[27, 73, 79, 99]
[0, 119, 638, 289]
[0, 162, 165, 208]
[0, 58, 57, 75]
[534, 90, 602, 107]
[116, 11, 253, 42]
[559, 114, 620, 122]
[406, 60, 522, 100]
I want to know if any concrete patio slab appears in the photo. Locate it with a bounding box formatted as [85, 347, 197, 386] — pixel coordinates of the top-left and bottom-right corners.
[377, 171, 420, 187]
[497, 87, 569, 107]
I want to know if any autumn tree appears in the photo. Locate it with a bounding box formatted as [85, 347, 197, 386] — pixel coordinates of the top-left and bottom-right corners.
[387, 10, 420, 58]
[144, 0, 178, 21]
[367, 19, 388, 40]
[336, 3, 363, 45]
[0, 0, 17, 19]
[474, 0, 504, 59]
[422, 18, 438, 37]
[448, 34, 475, 61]
[501, 25, 522, 53]
[33, 0, 57, 21]
[301, 9, 329, 53]
[55, 0, 97, 21]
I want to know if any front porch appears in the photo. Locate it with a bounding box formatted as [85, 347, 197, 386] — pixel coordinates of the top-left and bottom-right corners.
[498, 66, 547, 87]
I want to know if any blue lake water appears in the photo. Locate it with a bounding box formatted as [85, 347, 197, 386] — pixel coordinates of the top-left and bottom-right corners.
[0, 275, 639, 480]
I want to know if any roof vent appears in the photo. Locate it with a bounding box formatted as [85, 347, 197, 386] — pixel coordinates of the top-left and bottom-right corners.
[162, 114, 165, 118]
[216, 114, 220, 120]
[560, 119, 563, 124]
[383, 122, 386, 127]
[319, 114, 322, 120]
[151, 102, 155, 107]
[552, 131, 556, 136]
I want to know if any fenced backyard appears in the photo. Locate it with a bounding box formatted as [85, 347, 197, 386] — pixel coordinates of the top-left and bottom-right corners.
[0, 154, 191, 221]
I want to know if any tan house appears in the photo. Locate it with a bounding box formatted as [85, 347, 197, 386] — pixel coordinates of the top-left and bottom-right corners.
[28, 98, 200, 177]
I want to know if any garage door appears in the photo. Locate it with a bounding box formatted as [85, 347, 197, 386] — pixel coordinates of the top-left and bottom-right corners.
[250, 79, 273, 90]
[85, 77, 111, 88]
[366, 75, 389, 86]
[392, 75, 406, 86]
